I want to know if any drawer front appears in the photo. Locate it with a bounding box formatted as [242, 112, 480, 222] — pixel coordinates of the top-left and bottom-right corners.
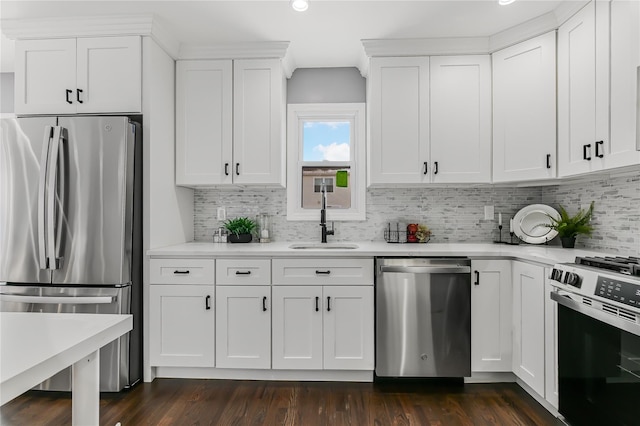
[149, 259, 215, 285]
[272, 258, 374, 285]
[216, 259, 271, 285]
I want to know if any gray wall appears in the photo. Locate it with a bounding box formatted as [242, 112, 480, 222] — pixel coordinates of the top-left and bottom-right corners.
[1, 73, 14, 113]
[287, 67, 365, 103]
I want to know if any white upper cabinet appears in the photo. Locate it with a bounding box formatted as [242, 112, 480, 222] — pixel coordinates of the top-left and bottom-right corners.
[15, 37, 141, 115]
[368, 57, 430, 185]
[606, 0, 640, 169]
[176, 58, 286, 187]
[492, 32, 557, 182]
[430, 55, 491, 183]
[558, 0, 639, 176]
[176, 60, 233, 186]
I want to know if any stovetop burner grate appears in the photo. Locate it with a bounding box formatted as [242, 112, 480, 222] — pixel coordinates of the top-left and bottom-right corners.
[575, 256, 640, 277]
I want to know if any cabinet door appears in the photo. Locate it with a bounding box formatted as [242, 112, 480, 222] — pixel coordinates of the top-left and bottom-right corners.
[544, 274, 559, 409]
[149, 285, 215, 367]
[76, 36, 141, 113]
[14, 39, 77, 115]
[272, 286, 323, 370]
[512, 261, 545, 396]
[233, 59, 285, 186]
[323, 286, 374, 370]
[606, 0, 640, 169]
[430, 55, 491, 183]
[471, 260, 512, 372]
[368, 57, 430, 185]
[176, 60, 233, 186]
[558, 1, 608, 176]
[493, 32, 557, 182]
[215, 286, 271, 369]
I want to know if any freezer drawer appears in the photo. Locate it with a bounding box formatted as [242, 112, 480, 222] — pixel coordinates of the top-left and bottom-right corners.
[0, 284, 135, 392]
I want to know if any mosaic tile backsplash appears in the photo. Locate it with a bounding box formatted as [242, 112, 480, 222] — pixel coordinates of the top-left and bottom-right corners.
[194, 174, 639, 256]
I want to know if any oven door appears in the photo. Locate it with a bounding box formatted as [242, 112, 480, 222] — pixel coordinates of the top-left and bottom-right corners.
[552, 291, 640, 426]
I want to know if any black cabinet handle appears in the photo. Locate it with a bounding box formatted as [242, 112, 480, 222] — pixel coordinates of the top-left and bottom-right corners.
[173, 270, 190, 274]
[205, 295, 211, 310]
[262, 296, 267, 312]
[76, 89, 83, 104]
[235, 163, 240, 175]
[65, 89, 73, 104]
[423, 162, 428, 175]
[546, 154, 551, 169]
[434, 161, 438, 175]
[474, 271, 480, 286]
[315, 296, 319, 312]
[315, 270, 331, 275]
[327, 296, 331, 312]
[235, 271, 251, 275]
[583, 144, 592, 161]
[224, 163, 229, 176]
[595, 140, 604, 158]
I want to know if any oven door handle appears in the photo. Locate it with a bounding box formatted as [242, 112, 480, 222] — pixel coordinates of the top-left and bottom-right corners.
[0, 294, 116, 305]
[551, 291, 640, 337]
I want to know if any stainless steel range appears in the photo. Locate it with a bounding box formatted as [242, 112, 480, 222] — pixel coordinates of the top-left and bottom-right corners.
[549, 256, 640, 426]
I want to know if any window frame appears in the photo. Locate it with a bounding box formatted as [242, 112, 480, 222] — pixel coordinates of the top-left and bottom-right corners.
[286, 103, 366, 221]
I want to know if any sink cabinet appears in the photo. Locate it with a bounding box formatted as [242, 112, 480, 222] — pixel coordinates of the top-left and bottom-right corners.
[14, 37, 141, 115]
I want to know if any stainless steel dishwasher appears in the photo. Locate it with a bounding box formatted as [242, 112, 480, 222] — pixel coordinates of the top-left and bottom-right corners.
[375, 257, 471, 378]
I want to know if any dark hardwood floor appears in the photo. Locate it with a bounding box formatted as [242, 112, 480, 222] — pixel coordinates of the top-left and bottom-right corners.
[0, 379, 561, 425]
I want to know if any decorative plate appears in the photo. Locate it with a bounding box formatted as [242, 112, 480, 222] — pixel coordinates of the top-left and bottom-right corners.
[512, 204, 560, 244]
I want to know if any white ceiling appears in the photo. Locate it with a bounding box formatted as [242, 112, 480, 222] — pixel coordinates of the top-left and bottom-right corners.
[1, 0, 574, 73]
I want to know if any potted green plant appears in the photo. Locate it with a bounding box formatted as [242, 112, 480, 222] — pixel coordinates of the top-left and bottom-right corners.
[224, 217, 257, 243]
[546, 202, 595, 248]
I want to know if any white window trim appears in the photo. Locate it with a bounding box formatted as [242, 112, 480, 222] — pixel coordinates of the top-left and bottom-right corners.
[286, 103, 366, 221]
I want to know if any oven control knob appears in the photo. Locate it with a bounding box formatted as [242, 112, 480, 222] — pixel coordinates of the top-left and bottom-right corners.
[550, 268, 563, 282]
[564, 272, 582, 288]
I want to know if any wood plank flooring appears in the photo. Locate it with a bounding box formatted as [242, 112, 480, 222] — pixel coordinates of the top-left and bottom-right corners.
[0, 379, 561, 425]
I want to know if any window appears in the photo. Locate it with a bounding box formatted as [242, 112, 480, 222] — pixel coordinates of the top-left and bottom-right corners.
[287, 103, 366, 221]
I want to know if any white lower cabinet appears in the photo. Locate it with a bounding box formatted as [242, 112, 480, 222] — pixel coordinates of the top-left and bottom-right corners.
[471, 260, 512, 372]
[512, 261, 545, 396]
[272, 285, 374, 370]
[544, 273, 559, 409]
[149, 284, 215, 367]
[215, 285, 271, 369]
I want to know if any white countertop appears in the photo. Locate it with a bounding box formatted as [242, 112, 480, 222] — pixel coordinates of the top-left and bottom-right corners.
[147, 241, 609, 266]
[0, 312, 133, 406]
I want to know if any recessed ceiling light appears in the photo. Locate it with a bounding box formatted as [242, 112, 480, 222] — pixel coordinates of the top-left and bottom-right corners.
[291, 0, 309, 12]
[498, 0, 516, 4]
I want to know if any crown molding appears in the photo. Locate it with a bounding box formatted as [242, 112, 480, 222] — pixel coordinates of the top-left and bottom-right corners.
[362, 37, 490, 58]
[178, 41, 290, 60]
[1, 15, 180, 59]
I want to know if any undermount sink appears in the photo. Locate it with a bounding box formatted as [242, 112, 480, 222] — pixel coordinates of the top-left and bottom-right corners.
[289, 243, 359, 250]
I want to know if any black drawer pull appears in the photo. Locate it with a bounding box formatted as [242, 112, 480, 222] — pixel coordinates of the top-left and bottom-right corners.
[546, 154, 551, 169]
[76, 89, 83, 104]
[205, 295, 211, 310]
[327, 296, 331, 312]
[474, 271, 480, 286]
[236, 163, 240, 175]
[315, 296, 319, 312]
[235, 271, 251, 275]
[423, 162, 428, 175]
[173, 270, 190, 275]
[315, 270, 331, 275]
[262, 296, 267, 312]
[433, 161, 438, 175]
[224, 163, 229, 176]
[595, 140, 604, 158]
[65, 89, 73, 104]
[583, 144, 592, 161]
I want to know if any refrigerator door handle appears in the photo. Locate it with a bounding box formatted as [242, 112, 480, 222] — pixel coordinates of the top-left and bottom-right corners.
[38, 127, 54, 270]
[46, 126, 64, 270]
[0, 294, 116, 304]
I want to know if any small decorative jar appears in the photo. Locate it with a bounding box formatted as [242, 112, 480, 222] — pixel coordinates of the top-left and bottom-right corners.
[257, 213, 272, 243]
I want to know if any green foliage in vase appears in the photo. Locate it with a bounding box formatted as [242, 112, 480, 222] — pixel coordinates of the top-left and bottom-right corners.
[223, 217, 257, 236]
[545, 202, 595, 239]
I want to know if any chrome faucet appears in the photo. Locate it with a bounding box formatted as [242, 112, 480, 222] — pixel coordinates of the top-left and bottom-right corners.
[320, 180, 334, 243]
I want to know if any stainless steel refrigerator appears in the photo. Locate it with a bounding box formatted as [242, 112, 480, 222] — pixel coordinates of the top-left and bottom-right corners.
[0, 115, 142, 392]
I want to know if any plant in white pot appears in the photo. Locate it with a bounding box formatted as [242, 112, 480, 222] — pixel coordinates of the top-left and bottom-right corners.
[545, 202, 595, 248]
[224, 217, 257, 243]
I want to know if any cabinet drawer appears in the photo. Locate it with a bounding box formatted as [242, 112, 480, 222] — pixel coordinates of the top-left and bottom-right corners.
[272, 258, 374, 285]
[149, 259, 215, 285]
[216, 259, 271, 285]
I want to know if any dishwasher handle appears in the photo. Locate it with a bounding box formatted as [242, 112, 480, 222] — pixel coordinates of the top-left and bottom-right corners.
[0, 294, 116, 305]
[379, 265, 471, 274]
